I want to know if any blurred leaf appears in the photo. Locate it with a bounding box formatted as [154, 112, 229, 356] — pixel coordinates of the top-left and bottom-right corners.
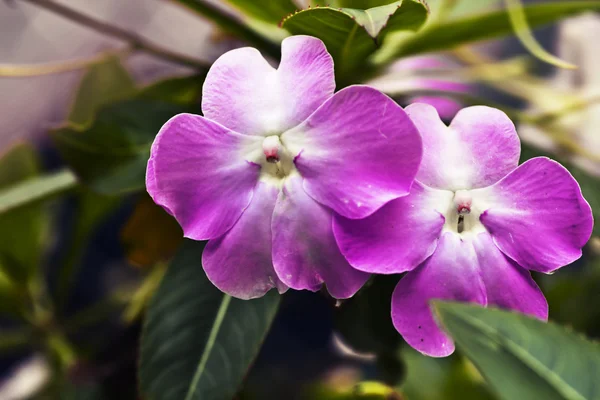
[504, 0, 575, 69]
[139, 240, 281, 400]
[0, 144, 49, 283]
[121, 195, 183, 267]
[434, 301, 600, 400]
[55, 188, 122, 306]
[67, 56, 136, 128]
[0, 169, 77, 217]
[378, 1, 600, 62]
[53, 99, 186, 194]
[0, 328, 34, 353]
[335, 276, 401, 355]
[282, 0, 428, 80]
[138, 74, 204, 106]
[400, 347, 494, 400]
[223, 0, 297, 24]
[174, 0, 281, 58]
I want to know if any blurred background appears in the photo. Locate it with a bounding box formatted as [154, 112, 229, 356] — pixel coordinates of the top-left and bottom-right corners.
[1, 0, 599, 399]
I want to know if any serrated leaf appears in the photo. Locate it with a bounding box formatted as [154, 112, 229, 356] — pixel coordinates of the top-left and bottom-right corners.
[139, 240, 280, 400]
[224, 0, 297, 24]
[53, 99, 187, 195]
[434, 301, 600, 400]
[338, 0, 400, 8]
[281, 0, 428, 80]
[379, 1, 600, 62]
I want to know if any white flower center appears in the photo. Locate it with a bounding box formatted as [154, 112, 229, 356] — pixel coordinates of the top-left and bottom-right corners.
[258, 135, 296, 186]
[441, 189, 487, 237]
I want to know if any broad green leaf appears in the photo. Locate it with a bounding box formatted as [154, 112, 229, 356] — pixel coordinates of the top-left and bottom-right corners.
[224, 0, 297, 24]
[377, 1, 600, 63]
[53, 99, 187, 194]
[434, 302, 600, 400]
[0, 144, 49, 283]
[281, 0, 428, 80]
[67, 56, 136, 128]
[174, 0, 281, 58]
[139, 240, 280, 400]
[400, 347, 494, 400]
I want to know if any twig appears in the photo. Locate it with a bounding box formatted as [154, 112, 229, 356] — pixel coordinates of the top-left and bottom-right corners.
[0, 47, 130, 77]
[18, 0, 209, 70]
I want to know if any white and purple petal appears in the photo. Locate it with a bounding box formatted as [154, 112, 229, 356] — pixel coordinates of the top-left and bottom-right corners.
[391, 233, 487, 357]
[201, 35, 335, 136]
[202, 182, 287, 300]
[406, 103, 521, 190]
[475, 157, 593, 273]
[333, 182, 452, 274]
[146, 113, 262, 240]
[271, 177, 369, 299]
[282, 85, 423, 219]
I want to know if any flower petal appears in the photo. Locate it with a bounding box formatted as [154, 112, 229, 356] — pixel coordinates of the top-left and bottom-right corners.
[406, 103, 520, 190]
[147, 113, 262, 240]
[333, 182, 452, 274]
[201, 35, 335, 136]
[283, 86, 422, 219]
[271, 177, 369, 299]
[203, 182, 287, 300]
[391, 233, 486, 357]
[476, 157, 593, 273]
[472, 233, 548, 320]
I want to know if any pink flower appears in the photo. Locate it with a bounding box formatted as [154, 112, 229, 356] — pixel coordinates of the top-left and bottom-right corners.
[146, 36, 423, 300]
[334, 103, 594, 357]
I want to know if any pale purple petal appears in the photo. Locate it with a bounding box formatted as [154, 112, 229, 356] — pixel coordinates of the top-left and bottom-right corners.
[201, 35, 335, 136]
[271, 177, 369, 299]
[333, 182, 452, 274]
[475, 157, 593, 273]
[147, 113, 262, 240]
[283, 86, 422, 219]
[473, 233, 548, 320]
[391, 233, 486, 357]
[202, 182, 287, 300]
[406, 103, 520, 191]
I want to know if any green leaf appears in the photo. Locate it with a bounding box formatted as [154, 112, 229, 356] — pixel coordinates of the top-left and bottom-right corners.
[224, 0, 297, 24]
[400, 347, 494, 400]
[434, 301, 600, 400]
[53, 99, 187, 194]
[378, 1, 600, 62]
[338, 0, 399, 8]
[173, 0, 281, 58]
[139, 240, 280, 400]
[0, 144, 50, 283]
[67, 56, 136, 128]
[281, 0, 428, 80]
[138, 74, 204, 106]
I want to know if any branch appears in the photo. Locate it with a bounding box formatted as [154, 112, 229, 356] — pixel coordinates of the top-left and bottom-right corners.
[18, 0, 209, 70]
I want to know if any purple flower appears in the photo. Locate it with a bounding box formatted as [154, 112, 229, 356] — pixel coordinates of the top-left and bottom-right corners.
[334, 103, 594, 357]
[146, 36, 423, 300]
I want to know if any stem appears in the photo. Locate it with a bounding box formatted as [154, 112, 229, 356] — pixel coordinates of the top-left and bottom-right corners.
[18, 0, 209, 70]
[0, 48, 130, 78]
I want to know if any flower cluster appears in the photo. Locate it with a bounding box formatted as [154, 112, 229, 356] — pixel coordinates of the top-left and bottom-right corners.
[147, 36, 593, 357]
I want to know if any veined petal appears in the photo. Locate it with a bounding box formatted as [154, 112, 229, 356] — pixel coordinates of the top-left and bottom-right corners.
[147, 113, 262, 240]
[271, 177, 369, 299]
[283, 86, 422, 219]
[201, 35, 335, 136]
[391, 233, 486, 357]
[333, 182, 452, 274]
[473, 233, 548, 320]
[203, 182, 287, 300]
[475, 157, 593, 273]
[406, 103, 520, 191]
